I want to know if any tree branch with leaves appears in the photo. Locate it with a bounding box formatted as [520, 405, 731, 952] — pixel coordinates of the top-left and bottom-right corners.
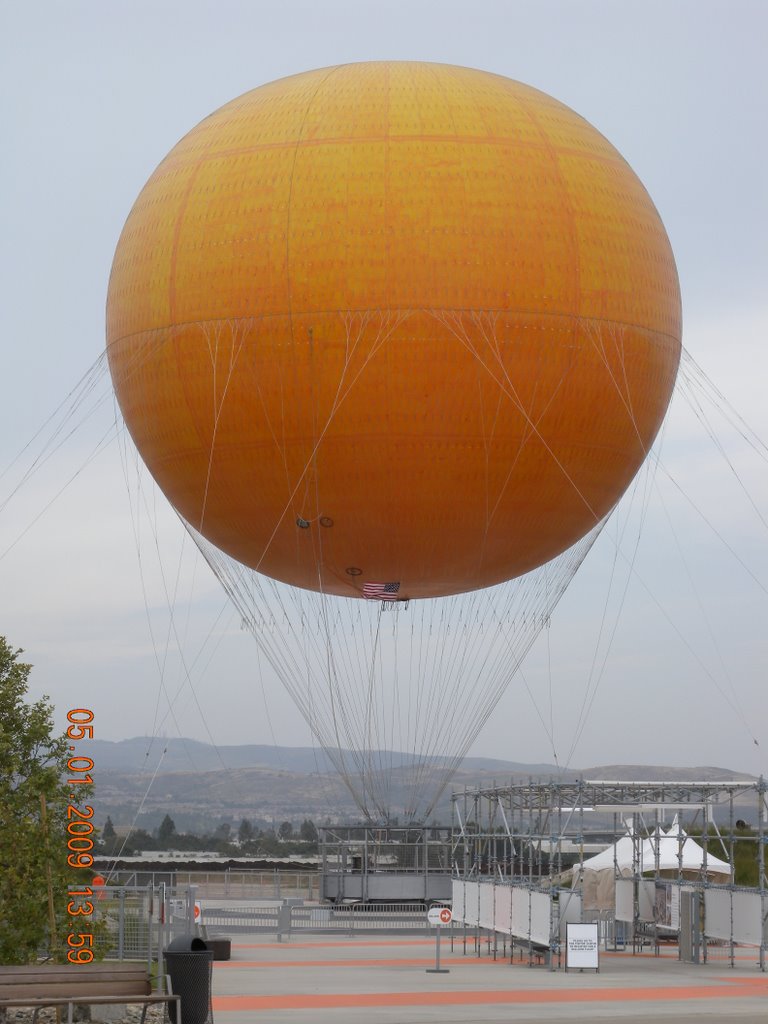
[0, 637, 89, 963]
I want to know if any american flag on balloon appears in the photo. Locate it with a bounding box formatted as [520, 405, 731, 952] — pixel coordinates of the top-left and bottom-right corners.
[362, 581, 401, 601]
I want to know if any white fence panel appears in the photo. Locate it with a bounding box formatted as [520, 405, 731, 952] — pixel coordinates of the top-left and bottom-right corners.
[530, 890, 551, 946]
[705, 889, 765, 945]
[451, 879, 466, 923]
[670, 885, 681, 930]
[614, 878, 655, 923]
[558, 891, 582, 938]
[453, 879, 553, 945]
[511, 886, 531, 940]
[615, 879, 633, 922]
[494, 883, 512, 934]
[457, 880, 480, 926]
[479, 880, 495, 931]
[639, 880, 655, 923]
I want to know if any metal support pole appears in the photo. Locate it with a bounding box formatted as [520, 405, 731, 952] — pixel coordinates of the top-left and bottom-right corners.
[426, 928, 449, 973]
[758, 776, 766, 973]
[728, 789, 735, 969]
[188, 883, 197, 933]
[157, 883, 167, 989]
[146, 884, 153, 978]
[118, 889, 125, 960]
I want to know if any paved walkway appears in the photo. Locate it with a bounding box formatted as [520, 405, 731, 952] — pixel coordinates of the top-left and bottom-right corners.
[210, 934, 768, 1023]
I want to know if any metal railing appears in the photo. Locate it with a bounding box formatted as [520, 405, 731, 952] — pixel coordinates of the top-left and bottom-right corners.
[103, 869, 319, 901]
[90, 888, 451, 958]
[199, 901, 448, 935]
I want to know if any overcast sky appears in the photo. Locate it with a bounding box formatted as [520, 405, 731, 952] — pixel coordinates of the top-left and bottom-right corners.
[1, 1, 766, 785]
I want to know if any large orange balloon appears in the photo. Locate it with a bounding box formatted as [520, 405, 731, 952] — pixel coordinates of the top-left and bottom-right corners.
[107, 62, 681, 599]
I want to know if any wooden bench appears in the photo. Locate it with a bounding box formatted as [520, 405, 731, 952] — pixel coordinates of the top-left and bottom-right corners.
[0, 962, 181, 1024]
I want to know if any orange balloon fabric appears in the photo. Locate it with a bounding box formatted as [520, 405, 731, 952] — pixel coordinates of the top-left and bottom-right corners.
[107, 62, 681, 599]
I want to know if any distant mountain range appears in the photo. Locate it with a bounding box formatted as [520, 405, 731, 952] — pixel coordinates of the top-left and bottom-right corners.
[81, 737, 756, 834]
[82, 736, 567, 776]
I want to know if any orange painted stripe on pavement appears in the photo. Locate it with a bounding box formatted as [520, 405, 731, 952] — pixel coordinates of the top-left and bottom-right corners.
[218, 957, 469, 969]
[601, 949, 764, 962]
[233, 938, 438, 949]
[213, 977, 768, 1012]
[227, 943, 764, 965]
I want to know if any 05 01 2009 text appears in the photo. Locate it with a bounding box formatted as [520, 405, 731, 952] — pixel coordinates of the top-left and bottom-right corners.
[64, 708, 96, 963]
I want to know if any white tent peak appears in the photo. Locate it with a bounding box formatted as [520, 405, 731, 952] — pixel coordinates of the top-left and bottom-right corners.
[572, 827, 731, 911]
[576, 826, 731, 878]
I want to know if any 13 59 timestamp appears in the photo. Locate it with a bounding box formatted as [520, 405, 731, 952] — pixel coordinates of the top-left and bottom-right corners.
[65, 708, 96, 964]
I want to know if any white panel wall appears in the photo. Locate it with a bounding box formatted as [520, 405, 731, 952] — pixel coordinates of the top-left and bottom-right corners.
[558, 891, 582, 938]
[530, 890, 551, 946]
[705, 889, 731, 941]
[494, 882, 512, 934]
[705, 889, 765, 945]
[452, 878, 480, 926]
[670, 886, 680, 930]
[614, 878, 654, 922]
[465, 880, 479, 927]
[479, 879, 495, 931]
[615, 878, 634, 922]
[511, 886, 531, 940]
[638, 880, 655, 923]
[452, 877, 555, 945]
[451, 879, 466, 924]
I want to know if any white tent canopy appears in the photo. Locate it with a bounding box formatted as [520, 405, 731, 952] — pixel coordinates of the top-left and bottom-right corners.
[578, 832, 656, 874]
[578, 823, 731, 876]
[654, 825, 731, 877]
[573, 824, 731, 910]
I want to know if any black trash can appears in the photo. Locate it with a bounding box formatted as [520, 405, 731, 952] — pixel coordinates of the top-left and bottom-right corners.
[164, 934, 214, 1024]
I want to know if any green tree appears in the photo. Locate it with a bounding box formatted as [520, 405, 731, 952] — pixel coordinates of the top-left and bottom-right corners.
[238, 818, 254, 845]
[157, 814, 177, 846]
[258, 828, 280, 855]
[278, 820, 294, 841]
[121, 828, 155, 854]
[0, 638, 80, 963]
[689, 825, 766, 887]
[299, 819, 318, 842]
[101, 815, 116, 853]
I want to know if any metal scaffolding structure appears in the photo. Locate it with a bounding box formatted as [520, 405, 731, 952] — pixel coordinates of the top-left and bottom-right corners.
[319, 824, 453, 904]
[451, 776, 767, 969]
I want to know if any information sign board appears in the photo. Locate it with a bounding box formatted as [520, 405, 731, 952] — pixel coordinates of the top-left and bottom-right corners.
[427, 906, 453, 926]
[426, 906, 452, 974]
[565, 922, 599, 971]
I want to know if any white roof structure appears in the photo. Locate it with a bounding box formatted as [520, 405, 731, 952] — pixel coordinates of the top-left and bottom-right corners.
[573, 824, 731, 910]
[578, 832, 656, 874]
[655, 825, 731, 876]
[578, 826, 731, 877]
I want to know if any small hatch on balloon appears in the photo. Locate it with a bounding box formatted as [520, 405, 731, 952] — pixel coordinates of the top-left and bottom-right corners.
[296, 517, 310, 529]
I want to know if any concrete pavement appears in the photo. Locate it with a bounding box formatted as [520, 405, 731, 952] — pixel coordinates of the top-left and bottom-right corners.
[209, 933, 768, 1023]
